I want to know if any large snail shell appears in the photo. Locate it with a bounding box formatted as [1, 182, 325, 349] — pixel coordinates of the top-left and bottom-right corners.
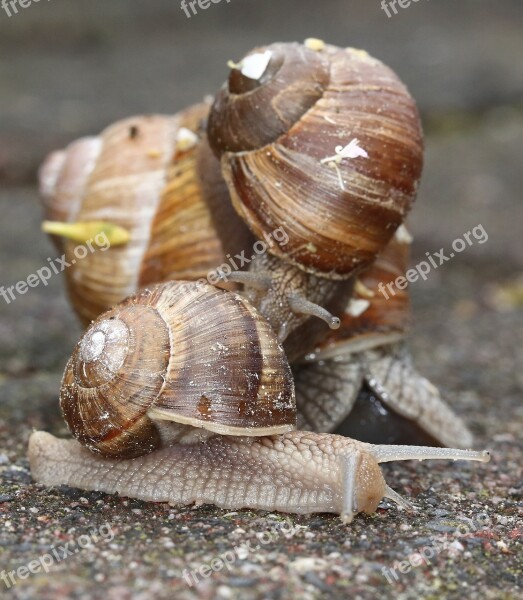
[40, 103, 251, 325]
[208, 42, 423, 279]
[310, 229, 411, 360]
[61, 281, 296, 458]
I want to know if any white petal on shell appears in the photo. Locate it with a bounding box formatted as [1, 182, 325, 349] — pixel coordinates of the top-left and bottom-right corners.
[346, 299, 371, 317]
[239, 51, 273, 80]
[394, 224, 413, 244]
[175, 127, 199, 152]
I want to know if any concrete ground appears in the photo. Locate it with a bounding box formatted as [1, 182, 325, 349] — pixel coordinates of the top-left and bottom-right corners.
[0, 1, 521, 598]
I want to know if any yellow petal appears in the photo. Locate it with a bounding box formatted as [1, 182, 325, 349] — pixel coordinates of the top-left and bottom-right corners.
[42, 221, 131, 247]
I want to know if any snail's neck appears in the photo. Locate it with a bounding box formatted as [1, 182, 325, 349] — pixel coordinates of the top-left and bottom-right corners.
[153, 420, 217, 447]
[232, 254, 351, 359]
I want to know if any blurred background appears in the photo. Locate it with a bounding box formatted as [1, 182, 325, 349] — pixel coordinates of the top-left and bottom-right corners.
[0, 1, 521, 599]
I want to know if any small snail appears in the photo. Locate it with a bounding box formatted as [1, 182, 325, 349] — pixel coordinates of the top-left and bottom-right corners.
[39, 103, 252, 324]
[207, 40, 424, 346]
[293, 228, 474, 448]
[29, 281, 490, 522]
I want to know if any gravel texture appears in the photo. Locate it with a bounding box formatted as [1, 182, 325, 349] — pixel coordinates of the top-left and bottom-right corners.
[0, 1, 522, 599]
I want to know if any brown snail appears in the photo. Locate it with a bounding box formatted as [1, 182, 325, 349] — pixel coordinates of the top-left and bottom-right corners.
[204, 39, 471, 449]
[39, 102, 252, 325]
[29, 280, 489, 522]
[207, 40, 424, 346]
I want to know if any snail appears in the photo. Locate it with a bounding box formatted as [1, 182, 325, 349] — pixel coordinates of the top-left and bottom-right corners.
[39, 102, 252, 325]
[293, 227, 474, 448]
[205, 41, 472, 448]
[36, 39, 472, 451]
[207, 40, 424, 347]
[28, 280, 490, 522]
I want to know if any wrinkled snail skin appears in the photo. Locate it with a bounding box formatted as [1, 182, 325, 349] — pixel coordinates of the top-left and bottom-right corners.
[294, 231, 474, 449]
[294, 345, 474, 449]
[39, 103, 251, 325]
[207, 41, 423, 341]
[28, 430, 490, 523]
[59, 281, 296, 459]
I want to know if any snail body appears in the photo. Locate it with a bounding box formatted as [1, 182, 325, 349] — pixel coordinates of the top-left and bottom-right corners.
[29, 283, 489, 522]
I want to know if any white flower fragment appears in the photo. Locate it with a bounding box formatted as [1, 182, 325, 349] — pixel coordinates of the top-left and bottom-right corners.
[175, 127, 199, 152]
[228, 51, 273, 81]
[346, 299, 371, 318]
[394, 224, 414, 244]
[320, 139, 369, 191]
[320, 139, 369, 165]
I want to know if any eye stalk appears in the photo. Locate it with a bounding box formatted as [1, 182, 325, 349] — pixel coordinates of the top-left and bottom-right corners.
[340, 444, 490, 524]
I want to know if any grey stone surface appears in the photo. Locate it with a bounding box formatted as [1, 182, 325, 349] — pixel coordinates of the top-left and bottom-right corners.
[0, 1, 522, 599]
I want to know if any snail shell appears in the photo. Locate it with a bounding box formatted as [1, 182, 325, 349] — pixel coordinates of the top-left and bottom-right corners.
[208, 41, 424, 280]
[61, 281, 296, 459]
[39, 103, 252, 325]
[312, 228, 411, 360]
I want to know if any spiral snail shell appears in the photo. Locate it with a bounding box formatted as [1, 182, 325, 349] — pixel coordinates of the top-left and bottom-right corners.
[39, 103, 252, 324]
[208, 41, 423, 279]
[206, 41, 423, 346]
[61, 280, 295, 458]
